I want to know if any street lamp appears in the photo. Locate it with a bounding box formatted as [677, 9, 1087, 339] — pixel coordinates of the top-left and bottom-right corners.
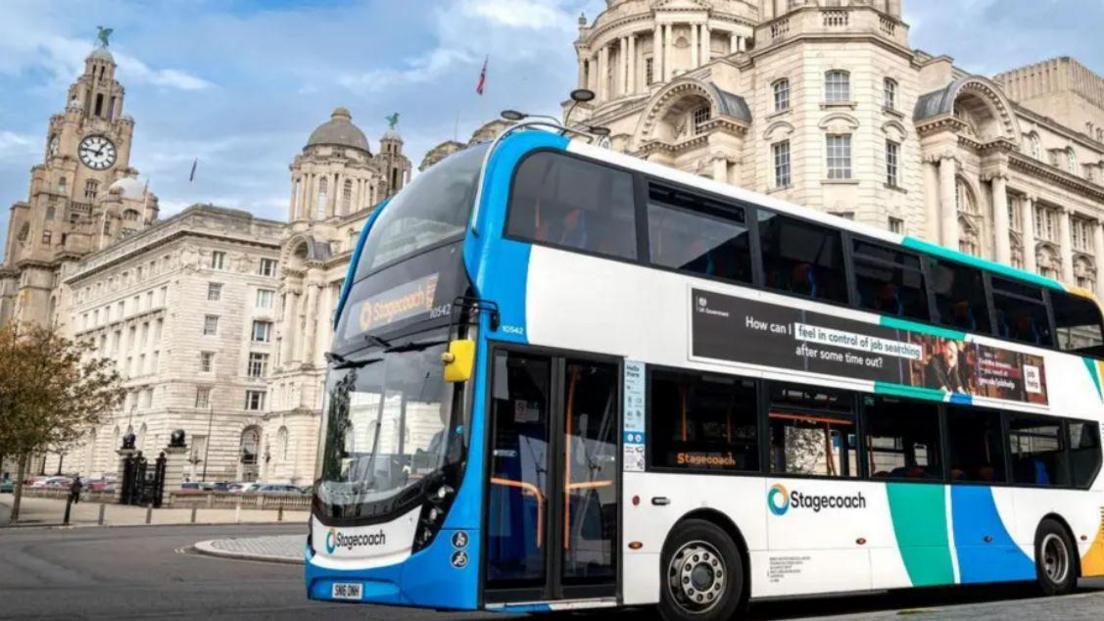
[564, 88, 596, 128]
[201, 403, 214, 482]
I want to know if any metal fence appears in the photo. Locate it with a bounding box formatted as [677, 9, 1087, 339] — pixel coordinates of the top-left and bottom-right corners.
[19, 487, 311, 510]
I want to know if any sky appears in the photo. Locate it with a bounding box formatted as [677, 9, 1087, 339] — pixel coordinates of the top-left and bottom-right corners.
[2, 0, 1103, 254]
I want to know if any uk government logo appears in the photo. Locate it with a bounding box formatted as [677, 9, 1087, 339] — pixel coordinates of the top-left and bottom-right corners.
[767, 483, 866, 516]
[325, 528, 387, 553]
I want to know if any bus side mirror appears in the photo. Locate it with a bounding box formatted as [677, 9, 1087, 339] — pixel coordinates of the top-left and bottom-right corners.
[442, 339, 475, 383]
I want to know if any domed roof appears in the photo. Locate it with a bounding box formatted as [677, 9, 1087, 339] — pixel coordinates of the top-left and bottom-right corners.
[87, 47, 115, 63]
[306, 107, 371, 153]
[108, 176, 146, 201]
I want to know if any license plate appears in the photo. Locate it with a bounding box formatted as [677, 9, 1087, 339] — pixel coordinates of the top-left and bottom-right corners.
[331, 582, 363, 601]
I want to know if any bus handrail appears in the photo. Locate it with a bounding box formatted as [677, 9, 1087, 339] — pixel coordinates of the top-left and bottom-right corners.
[489, 477, 544, 548]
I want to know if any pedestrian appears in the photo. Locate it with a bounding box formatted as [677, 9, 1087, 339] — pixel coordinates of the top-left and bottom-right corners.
[69, 476, 83, 504]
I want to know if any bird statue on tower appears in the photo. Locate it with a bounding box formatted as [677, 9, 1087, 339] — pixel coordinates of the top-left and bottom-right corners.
[385, 112, 400, 130]
[96, 26, 113, 48]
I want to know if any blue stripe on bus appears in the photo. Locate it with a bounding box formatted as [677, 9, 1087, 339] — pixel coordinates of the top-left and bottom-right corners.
[950, 486, 1035, 584]
[463, 131, 569, 343]
[332, 198, 390, 329]
[948, 392, 972, 405]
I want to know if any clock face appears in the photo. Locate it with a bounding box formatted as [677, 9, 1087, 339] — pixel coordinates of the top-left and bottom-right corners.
[78, 135, 117, 170]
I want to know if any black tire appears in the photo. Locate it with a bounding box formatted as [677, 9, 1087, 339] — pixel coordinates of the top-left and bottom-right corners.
[1035, 519, 1077, 596]
[658, 519, 745, 621]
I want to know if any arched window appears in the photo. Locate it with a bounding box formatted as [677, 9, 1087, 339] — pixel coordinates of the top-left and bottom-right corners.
[1067, 147, 1078, 174]
[276, 426, 289, 462]
[824, 70, 850, 102]
[1025, 132, 1042, 159]
[316, 177, 328, 219]
[342, 179, 353, 214]
[883, 77, 897, 110]
[123, 209, 140, 222]
[84, 179, 99, 200]
[57, 176, 67, 193]
[240, 426, 260, 465]
[1038, 245, 1061, 279]
[692, 106, 711, 135]
[16, 222, 29, 242]
[956, 178, 981, 256]
[772, 78, 790, 112]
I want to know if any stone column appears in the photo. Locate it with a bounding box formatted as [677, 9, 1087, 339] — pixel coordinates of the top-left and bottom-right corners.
[922, 157, 940, 243]
[598, 45, 609, 101]
[280, 290, 297, 364]
[691, 23, 699, 68]
[664, 24, 673, 80]
[162, 445, 188, 495]
[618, 37, 627, 96]
[654, 25, 663, 85]
[577, 56, 586, 88]
[314, 283, 333, 368]
[702, 23, 711, 63]
[938, 155, 958, 249]
[991, 173, 1011, 265]
[1093, 220, 1104, 293]
[301, 282, 320, 363]
[627, 35, 636, 94]
[1022, 195, 1038, 273]
[712, 156, 728, 184]
[730, 32, 738, 54]
[1059, 208, 1074, 283]
[287, 179, 297, 221]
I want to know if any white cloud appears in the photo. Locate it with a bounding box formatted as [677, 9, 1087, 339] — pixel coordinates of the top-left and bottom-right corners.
[460, 0, 576, 30]
[339, 47, 476, 94]
[0, 130, 38, 161]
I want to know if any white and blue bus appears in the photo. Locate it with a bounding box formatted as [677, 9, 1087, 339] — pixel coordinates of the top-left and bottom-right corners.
[307, 123, 1104, 620]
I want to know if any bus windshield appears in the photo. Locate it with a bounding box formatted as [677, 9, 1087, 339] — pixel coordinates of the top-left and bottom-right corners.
[317, 328, 463, 519]
[356, 144, 488, 278]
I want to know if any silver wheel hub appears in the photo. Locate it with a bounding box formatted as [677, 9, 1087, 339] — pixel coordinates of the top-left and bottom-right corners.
[1041, 533, 1070, 584]
[667, 541, 726, 614]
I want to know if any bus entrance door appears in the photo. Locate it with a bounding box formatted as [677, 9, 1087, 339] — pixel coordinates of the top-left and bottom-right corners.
[484, 349, 620, 605]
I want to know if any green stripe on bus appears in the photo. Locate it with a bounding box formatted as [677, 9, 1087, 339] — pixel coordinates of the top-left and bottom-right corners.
[886, 484, 955, 587]
[879, 316, 965, 341]
[901, 237, 1065, 291]
[874, 381, 947, 403]
[1083, 357, 1103, 401]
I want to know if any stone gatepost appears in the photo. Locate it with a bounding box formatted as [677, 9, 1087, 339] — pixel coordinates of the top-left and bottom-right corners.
[161, 445, 189, 502]
[114, 448, 136, 503]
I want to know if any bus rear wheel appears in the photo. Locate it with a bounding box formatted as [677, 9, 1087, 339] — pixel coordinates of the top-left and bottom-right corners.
[659, 519, 745, 621]
[1035, 519, 1077, 596]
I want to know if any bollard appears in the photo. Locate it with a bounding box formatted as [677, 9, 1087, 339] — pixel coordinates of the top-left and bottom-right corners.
[190, 506, 197, 524]
[63, 496, 73, 526]
[98, 503, 106, 526]
[145, 504, 152, 524]
[278, 504, 284, 522]
[235, 502, 241, 524]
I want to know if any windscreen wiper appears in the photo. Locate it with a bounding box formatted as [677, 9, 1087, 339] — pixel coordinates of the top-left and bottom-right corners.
[365, 334, 392, 348]
[327, 354, 383, 370]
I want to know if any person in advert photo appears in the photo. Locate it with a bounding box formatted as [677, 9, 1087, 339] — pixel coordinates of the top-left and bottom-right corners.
[922, 338, 965, 393]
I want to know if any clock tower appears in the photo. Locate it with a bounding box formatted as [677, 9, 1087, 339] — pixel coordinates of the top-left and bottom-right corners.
[0, 35, 151, 328]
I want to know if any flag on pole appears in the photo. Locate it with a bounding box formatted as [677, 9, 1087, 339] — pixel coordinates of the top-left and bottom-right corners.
[476, 56, 488, 95]
[189, 158, 198, 182]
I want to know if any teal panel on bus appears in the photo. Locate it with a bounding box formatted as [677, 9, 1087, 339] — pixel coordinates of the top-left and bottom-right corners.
[886, 483, 955, 587]
[901, 237, 1065, 291]
[873, 381, 947, 403]
[879, 316, 965, 342]
[1083, 357, 1103, 401]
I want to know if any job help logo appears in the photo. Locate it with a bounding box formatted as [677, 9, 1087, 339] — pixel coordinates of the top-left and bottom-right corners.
[324, 527, 387, 554]
[767, 483, 866, 516]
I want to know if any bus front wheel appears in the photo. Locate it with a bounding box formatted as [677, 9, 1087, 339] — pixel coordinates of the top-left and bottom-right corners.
[1035, 519, 1077, 596]
[659, 519, 745, 621]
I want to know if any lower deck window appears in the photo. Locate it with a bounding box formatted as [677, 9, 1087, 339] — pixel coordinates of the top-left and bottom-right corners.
[1008, 415, 1068, 486]
[649, 370, 758, 472]
[862, 395, 942, 480]
[768, 383, 857, 478]
[946, 406, 1006, 483]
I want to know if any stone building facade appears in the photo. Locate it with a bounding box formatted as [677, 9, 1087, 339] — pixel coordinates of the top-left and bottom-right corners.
[571, 0, 1104, 293]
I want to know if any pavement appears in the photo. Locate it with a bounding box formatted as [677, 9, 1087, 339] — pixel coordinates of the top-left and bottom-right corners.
[195, 534, 304, 564]
[0, 494, 309, 528]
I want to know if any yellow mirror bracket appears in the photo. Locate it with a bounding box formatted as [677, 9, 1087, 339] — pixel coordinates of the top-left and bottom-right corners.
[442, 339, 475, 382]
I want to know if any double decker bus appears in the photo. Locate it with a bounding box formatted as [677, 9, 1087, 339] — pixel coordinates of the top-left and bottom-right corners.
[307, 122, 1104, 620]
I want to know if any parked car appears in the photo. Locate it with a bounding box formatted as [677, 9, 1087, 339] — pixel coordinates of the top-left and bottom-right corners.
[225, 482, 248, 493]
[31, 476, 72, 489]
[246, 483, 304, 495]
[0, 478, 14, 493]
[84, 478, 113, 493]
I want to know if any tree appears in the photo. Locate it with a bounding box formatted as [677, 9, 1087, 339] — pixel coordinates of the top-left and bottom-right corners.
[0, 323, 125, 524]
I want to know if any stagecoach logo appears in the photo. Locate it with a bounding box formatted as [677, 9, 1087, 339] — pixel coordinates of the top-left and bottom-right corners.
[325, 528, 387, 553]
[767, 483, 867, 516]
[355, 273, 440, 334]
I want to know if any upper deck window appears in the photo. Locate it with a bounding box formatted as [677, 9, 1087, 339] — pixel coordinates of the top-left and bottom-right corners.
[1052, 290, 1104, 355]
[852, 239, 929, 321]
[991, 276, 1053, 347]
[927, 258, 990, 334]
[758, 210, 848, 303]
[507, 152, 637, 260]
[356, 144, 487, 280]
[646, 185, 752, 284]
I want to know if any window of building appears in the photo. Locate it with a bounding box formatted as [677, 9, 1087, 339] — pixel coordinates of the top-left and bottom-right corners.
[758, 210, 848, 303]
[57, 176, 67, 193]
[1035, 206, 1057, 241]
[826, 134, 852, 179]
[200, 351, 214, 373]
[885, 140, 900, 187]
[644, 57, 654, 85]
[342, 179, 353, 213]
[883, 77, 897, 110]
[247, 352, 269, 378]
[203, 315, 219, 336]
[207, 282, 222, 302]
[1072, 217, 1091, 251]
[1052, 289, 1104, 354]
[768, 382, 857, 478]
[256, 289, 274, 309]
[772, 140, 791, 188]
[863, 395, 942, 480]
[649, 369, 759, 472]
[1008, 415, 1068, 486]
[45, 205, 55, 221]
[646, 184, 753, 284]
[84, 180, 99, 200]
[210, 251, 226, 270]
[1068, 420, 1102, 488]
[852, 239, 929, 321]
[41, 230, 52, 245]
[507, 151, 637, 260]
[317, 177, 328, 219]
[824, 70, 850, 102]
[252, 320, 272, 343]
[245, 390, 266, 411]
[1068, 148, 1078, 174]
[927, 258, 990, 334]
[946, 406, 1006, 483]
[195, 387, 211, 409]
[151, 351, 159, 374]
[991, 276, 1053, 347]
[772, 78, 790, 112]
[888, 217, 904, 234]
[259, 258, 277, 277]
[692, 106, 711, 135]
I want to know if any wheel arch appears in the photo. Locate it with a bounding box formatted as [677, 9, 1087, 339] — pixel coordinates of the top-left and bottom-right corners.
[1036, 512, 1082, 578]
[674, 508, 752, 603]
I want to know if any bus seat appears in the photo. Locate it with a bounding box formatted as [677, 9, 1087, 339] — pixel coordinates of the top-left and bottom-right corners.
[791, 263, 817, 297]
[559, 208, 589, 249]
[877, 284, 903, 316]
[1032, 459, 1050, 484]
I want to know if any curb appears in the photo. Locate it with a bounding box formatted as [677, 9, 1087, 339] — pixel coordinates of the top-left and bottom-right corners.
[193, 538, 304, 565]
[0, 519, 309, 531]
